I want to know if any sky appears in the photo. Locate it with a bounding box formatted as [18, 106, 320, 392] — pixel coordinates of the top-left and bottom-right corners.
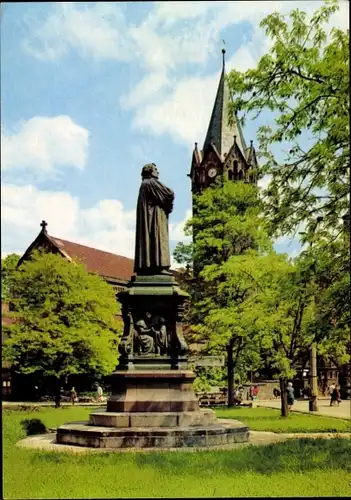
[1, 1, 349, 266]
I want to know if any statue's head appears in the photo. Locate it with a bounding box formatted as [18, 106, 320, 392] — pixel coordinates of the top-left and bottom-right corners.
[141, 163, 159, 179]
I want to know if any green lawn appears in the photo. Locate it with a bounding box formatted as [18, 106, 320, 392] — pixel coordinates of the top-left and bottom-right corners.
[3, 406, 351, 499]
[215, 406, 351, 433]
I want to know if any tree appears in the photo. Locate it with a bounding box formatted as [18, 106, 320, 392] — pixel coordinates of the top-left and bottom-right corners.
[227, 0, 349, 244]
[297, 239, 350, 384]
[175, 178, 348, 416]
[174, 181, 272, 401]
[200, 250, 320, 417]
[2, 251, 122, 407]
[175, 180, 271, 319]
[1, 253, 20, 300]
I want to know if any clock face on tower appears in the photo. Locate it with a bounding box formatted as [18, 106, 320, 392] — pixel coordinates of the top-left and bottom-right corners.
[208, 167, 217, 178]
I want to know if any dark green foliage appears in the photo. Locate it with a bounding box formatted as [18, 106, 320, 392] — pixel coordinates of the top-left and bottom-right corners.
[2, 251, 122, 388]
[21, 418, 47, 436]
[1, 253, 20, 300]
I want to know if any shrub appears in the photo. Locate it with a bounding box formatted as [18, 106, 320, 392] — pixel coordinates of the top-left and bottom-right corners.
[21, 418, 47, 436]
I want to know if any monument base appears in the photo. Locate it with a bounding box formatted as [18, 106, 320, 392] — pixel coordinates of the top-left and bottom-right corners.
[56, 420, 248, 449]
[56, 369, 249, 449]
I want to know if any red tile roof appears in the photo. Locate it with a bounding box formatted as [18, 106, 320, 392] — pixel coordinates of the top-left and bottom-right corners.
[50, 237, 134, 283]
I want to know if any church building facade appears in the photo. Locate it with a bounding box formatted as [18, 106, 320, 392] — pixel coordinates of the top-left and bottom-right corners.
[188, 49, 258, 198]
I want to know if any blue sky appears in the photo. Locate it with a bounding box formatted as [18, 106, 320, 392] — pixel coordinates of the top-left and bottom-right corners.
[1, 1, 348, 264]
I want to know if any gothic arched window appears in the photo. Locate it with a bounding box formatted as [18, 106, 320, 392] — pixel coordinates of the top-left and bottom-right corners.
[233, 160, 238, 178]
[228, 170, 233, 180]
[238, 170, 244, 181]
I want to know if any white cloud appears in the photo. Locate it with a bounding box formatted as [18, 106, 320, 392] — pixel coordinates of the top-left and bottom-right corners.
[1, 183, 135, 259]
[120, 72, 170, 110]
[150, 2, 218, 26]
[130, 72, 219, 147]
[22, 2, 349, 152]
[22, 3, 134, 62]
[1, 184, 190, 260]
[1, 116, 89, 174]
[130, 17, 219, 73]
[122, 0, 349, 146]
[169, 209, 192, 242]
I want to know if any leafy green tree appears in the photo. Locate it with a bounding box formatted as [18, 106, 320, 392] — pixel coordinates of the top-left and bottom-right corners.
[175, 178, 349, 415]
[174, 181, 271, 399]
[297, 240, 350, 378]
[200, 250, 322, 416]
[2, 251, 122, 406]
[1, 253, 20, 300]
[175, 181, 271, 323]
[227, 0, 349, 243]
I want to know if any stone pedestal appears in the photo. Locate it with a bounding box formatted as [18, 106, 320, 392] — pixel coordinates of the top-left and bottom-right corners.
[116, 274, 189, 370]
[106, 370, 199, 412]
[56, 273, 249, 449]
[56, 419, 248, 449]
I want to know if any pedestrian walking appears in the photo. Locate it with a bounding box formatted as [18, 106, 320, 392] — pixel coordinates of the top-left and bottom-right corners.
[238, 387, 245, 403]
[329, 383, 336, 406]
[332, 385, 341, 406]
[287, 382, 295, 410]
[234, 388, 241, 405]
[71, 387, 77, 406]
[96, 385, 103, 403]
[252, 385, 259, 400]
[273, 387, 280, 398]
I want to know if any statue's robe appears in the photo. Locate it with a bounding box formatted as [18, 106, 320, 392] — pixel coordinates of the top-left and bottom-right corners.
[134, 177, 174, 274]
[134, 319, 154, 354]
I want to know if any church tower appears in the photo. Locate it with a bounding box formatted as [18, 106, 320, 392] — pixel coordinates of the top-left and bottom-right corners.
[188, 49, 258, 196]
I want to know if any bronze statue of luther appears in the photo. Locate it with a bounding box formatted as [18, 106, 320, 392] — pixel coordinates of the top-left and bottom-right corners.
[134, 163, 174, 275]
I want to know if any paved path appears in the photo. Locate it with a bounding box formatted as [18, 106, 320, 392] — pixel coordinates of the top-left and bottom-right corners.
[2, 401, 104, 408]
[256, 399, 351, 420]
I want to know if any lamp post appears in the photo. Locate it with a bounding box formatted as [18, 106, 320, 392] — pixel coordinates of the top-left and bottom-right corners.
[299, 231, 318, 412]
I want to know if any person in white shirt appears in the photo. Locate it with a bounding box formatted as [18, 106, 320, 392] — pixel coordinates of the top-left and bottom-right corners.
[97, 385, 103, 402]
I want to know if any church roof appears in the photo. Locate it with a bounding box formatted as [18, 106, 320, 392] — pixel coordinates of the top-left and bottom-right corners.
[18, 222, 134, 285]
[49, 236, 134, 283]
[202, 49, 247, 160]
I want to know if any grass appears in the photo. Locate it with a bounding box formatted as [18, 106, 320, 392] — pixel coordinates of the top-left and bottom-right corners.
[215, 407, 351, 433]
[3, 406, 351, 499]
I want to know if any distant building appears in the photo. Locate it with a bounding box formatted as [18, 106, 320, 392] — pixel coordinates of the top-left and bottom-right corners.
[2, 220, 135, 399]
[17, 220, 134, 293]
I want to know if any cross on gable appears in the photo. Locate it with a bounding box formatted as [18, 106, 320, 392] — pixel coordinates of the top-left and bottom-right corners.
[40, 220, 48, 233]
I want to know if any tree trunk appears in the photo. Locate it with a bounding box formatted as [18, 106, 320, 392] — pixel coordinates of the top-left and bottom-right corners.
[54, 378, 61, 408]
[227, 340, 234, 407]
[280, 377, 289, 417]
[309, 343, 318, 411]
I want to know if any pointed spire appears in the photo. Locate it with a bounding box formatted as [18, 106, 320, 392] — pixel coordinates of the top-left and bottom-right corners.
[202, 48, 247, 159]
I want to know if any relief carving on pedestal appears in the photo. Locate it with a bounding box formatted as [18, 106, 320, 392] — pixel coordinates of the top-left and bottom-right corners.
[134, 312, 169, 356]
